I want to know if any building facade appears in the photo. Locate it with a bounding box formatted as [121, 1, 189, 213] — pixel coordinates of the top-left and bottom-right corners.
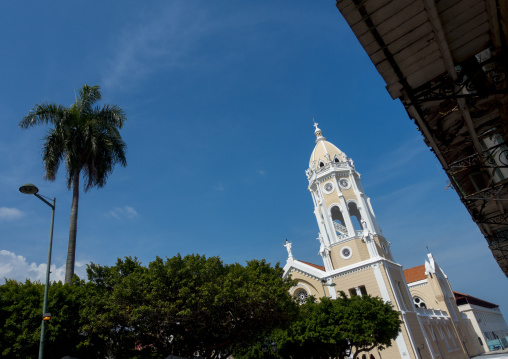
[454, 291, 508, 352]
[283, 125, 483, 359]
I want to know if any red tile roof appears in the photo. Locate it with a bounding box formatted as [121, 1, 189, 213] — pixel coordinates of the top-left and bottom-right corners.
[299, 260, 325, 271]
[403, 265, 427, 283]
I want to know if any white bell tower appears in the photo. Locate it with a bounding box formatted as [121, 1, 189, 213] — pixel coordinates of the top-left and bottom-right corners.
[306, 124, 393, 271]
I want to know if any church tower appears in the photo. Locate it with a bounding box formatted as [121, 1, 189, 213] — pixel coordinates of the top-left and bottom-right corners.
[306, 123, 394, 272]
[283, 124, 434, 359]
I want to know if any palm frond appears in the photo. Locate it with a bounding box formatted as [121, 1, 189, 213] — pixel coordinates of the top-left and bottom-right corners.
[42, 130, 66, 181]
[19, 103, 67, 128]
[78, 84, 101, 114]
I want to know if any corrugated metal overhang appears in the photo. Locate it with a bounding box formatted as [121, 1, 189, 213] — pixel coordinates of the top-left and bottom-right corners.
[336, 0, 508, 276]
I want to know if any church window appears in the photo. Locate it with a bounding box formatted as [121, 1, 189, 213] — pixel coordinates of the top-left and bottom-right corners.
[295, 289, 308, 303]
[319, 161, 325, 167]
[331, 206, 347, 234]
[349, 285, 367, 297]
[347, 202, 363, 231]
[334, 157, 340, 163]
[413, 296, 427, 309]
[362, 355, 366, 359]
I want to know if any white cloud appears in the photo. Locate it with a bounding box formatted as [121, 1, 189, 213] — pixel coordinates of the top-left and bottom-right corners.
[110, 205, 139, 221]
[0, 207, 24, 221]
[0, 250, 87, 283]
[102, 3, 206, 91]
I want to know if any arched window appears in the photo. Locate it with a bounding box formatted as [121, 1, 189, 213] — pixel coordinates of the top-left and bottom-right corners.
[334, 157, 340, 163]
[331, 206, 347, 234]
[347, 202, 363, 231]
[319, 161, 325, 167]
[370, 355, 375, 359]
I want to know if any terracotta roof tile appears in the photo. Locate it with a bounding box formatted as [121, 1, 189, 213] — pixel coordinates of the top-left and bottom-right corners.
[299, 260, 325, 271]
[403, 265, 427, 283]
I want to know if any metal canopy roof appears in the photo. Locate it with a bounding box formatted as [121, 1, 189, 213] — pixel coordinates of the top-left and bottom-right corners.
[336, 0, 508, 276]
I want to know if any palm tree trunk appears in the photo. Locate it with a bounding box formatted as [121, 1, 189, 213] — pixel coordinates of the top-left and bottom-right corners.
[65, 170, 80, 284]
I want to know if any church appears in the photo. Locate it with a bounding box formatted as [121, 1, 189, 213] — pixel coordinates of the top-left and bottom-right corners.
[283, 125, 484, 359]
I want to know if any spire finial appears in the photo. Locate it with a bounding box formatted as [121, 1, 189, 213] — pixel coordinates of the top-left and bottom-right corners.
[313, 119, 326, 142]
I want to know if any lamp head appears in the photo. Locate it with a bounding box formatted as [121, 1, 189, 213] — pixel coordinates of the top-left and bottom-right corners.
[19, 183, 39, 195]
[270, 341, 277, 353]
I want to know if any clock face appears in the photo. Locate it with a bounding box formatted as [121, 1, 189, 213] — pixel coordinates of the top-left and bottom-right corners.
[339, 179, 350, 189]
[340, 246, 353, 259]
[324, 182, 334, 193]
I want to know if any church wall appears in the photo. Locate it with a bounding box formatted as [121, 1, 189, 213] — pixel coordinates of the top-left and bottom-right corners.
[373, 341, 405, 359]
[331, 266, 380, 298]
[408, 284, 433, 310]
[408, 279, 485, 358]
[388, 266, 414, 312]
[378, 264, 421, 359]
[330, 265, 414, 359]
[329, 239, 370, 269]
[378, 263, 401, 310]
[287, 271, 324, 298]
[456, 319, 483, 356]
[373, 235, 392, 261]
[341, 188, 357, 202]
[404, 313, 431, 359]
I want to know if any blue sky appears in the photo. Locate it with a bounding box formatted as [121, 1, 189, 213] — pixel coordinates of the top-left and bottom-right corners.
[1, 1, 506, 316]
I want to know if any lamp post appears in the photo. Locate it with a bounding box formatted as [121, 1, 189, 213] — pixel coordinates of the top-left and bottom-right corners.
[321, 278, 336, 297]
[19, 183, 56, 359]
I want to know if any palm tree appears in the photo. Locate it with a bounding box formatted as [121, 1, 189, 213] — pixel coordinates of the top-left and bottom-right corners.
[20, 84, 127, 284]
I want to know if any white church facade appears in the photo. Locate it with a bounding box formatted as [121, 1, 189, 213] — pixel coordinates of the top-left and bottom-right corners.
[283, 125, 484, 359]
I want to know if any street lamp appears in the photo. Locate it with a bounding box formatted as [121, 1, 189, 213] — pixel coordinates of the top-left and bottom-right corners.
[261, 337, 277, 356]
[321, 278, 337, 298]
[19, 183, 56, 359]
[344, 337, 352, 358]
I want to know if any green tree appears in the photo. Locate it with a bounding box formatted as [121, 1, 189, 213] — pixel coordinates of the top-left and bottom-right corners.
[236, 293, 402, 359]
[82, 255, 297, 358]
[0, 278, 87, 358]
[20, 84, 127, 284]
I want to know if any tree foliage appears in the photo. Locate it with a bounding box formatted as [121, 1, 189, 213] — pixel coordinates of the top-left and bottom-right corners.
[1, 256, 401, 359]
[235, 293, 402, 359]
[0, 277, 87, 358]
[1, 254, 296, 358]
[82, 255, 297, 358]
[19, 84, 127, 284]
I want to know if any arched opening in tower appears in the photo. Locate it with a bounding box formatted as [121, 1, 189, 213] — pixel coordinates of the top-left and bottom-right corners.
[347, 202, 363, 231]
[330, 206, 347, 235]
